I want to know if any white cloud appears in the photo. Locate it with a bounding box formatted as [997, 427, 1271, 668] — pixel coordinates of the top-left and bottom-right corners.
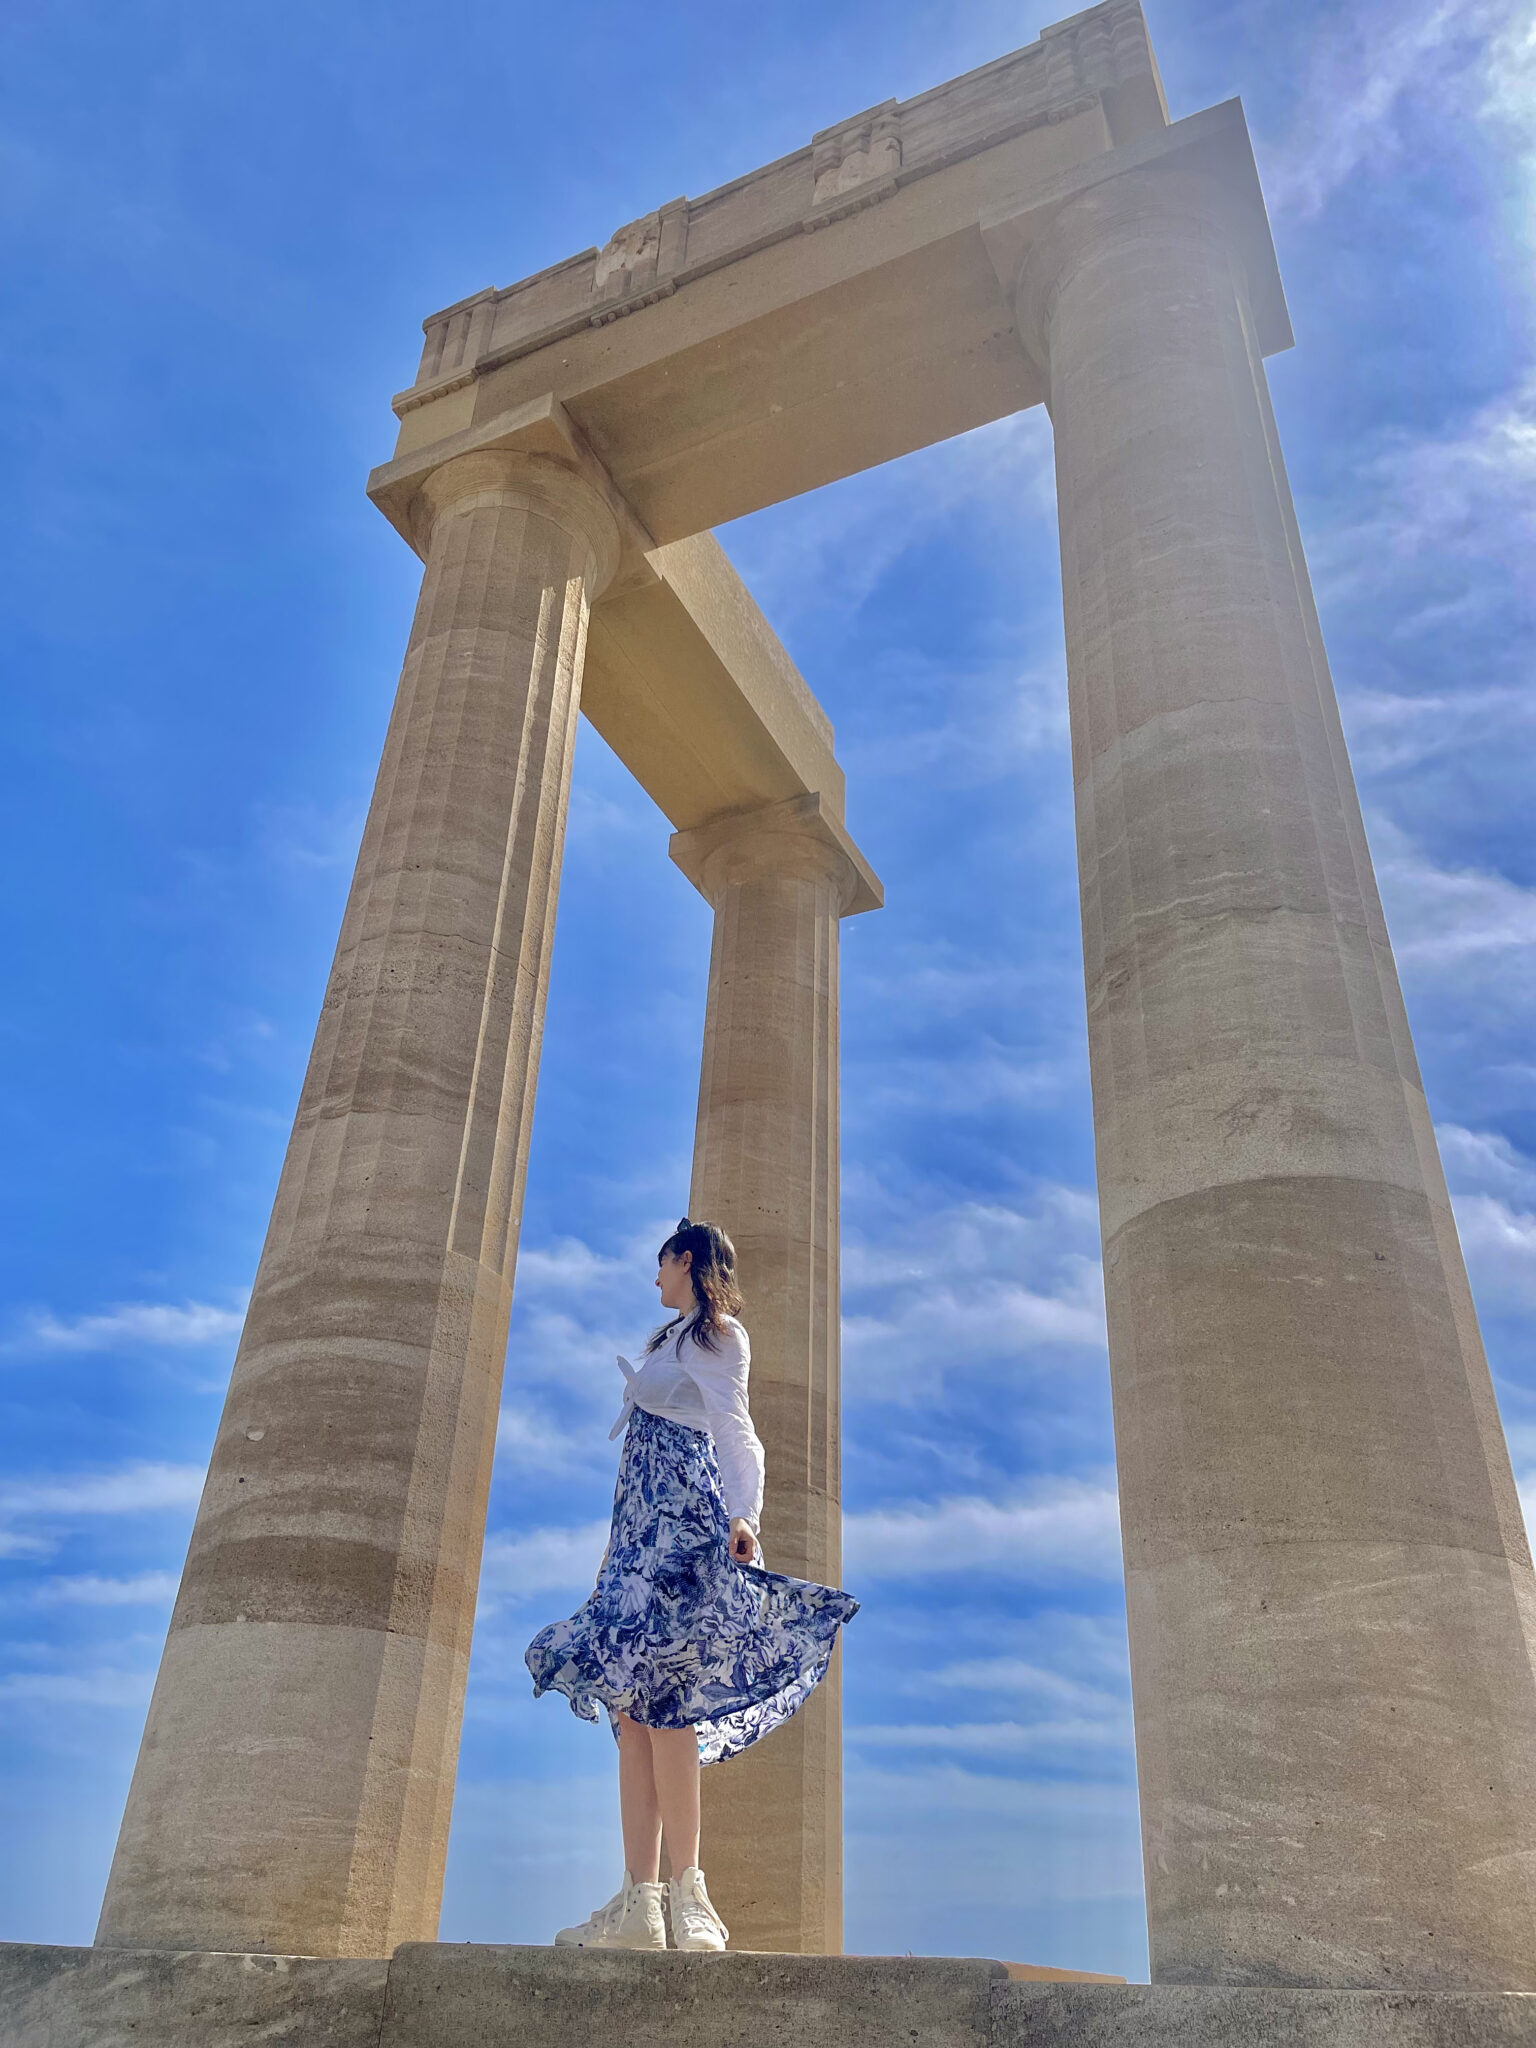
[843, 651, 1070, 793]
[1371, 818, 1536, 968]
[1324, 375, 1536, 612]
[930, 1655, 1125, 1713]
[8, 1300, 245, 1354]
[842, 1190, 1107, 1404]
[1266, 0, 1536, 219]
[0, 1669, 154, 1709]
[32, 1572, 179, 1607]
[1437, 1125, 1536, 1203]
[0, 1462, 204, 1521]
[478, 1519, 609, 1609]
[843, 1478, 1122, 1584]
[495, 1403, 596, 1472]
[849, 1717, 1130, 1754]
[1454, 1193, 1536, 1311]
[1341, 687, 1536, 780]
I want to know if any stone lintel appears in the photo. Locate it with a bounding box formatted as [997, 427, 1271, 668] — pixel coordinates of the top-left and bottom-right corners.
[398, 0, 1163, 408]
[367, 398, 853, 836]
[669, 792, 883, 917]
[978, 96, 1292, 359]
[383, 1, 1189, 540]
[7, 1943, 1536, 2048]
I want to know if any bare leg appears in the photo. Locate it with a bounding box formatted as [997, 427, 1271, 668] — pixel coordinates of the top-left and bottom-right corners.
[616, 1714, 663, 1884]
[650, 1724, 701, 1875]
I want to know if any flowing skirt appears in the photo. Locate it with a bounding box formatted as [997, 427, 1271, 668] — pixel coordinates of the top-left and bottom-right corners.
[525, 1406, 858, 1764]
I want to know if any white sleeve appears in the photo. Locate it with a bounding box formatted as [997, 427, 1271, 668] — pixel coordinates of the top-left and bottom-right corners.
[683, 1321, 765, 1535]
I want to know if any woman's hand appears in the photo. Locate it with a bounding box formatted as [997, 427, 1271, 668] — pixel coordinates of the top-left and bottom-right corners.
[729, 1518, 757, 1565]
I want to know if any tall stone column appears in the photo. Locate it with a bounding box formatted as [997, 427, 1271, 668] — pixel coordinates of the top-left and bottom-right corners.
[97, 451, 620, 1959]
[1013, 165, 1536, 1990]
[671, 795, 875, 1956]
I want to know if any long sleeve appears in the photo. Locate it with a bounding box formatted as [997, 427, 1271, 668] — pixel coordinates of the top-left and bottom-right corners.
[682, 1320, 765, 1534]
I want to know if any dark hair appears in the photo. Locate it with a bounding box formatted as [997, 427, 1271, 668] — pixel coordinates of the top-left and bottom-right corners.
[646, 1217, 744, 1354]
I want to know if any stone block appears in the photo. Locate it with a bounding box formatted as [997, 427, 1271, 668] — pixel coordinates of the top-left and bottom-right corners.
[992, 1983, 1536, 2045]
[0, 1943, 388, 2048]
[380, 1945, 1005, 2048]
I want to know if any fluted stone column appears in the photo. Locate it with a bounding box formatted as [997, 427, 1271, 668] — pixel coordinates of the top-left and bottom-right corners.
[98, 451, 620, 1959]
[671, 795, 875, 1956]
[1014, 165, 1536, 1989]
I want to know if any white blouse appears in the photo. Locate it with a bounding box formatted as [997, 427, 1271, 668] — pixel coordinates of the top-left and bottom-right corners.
[609, 1313, 766, 1534]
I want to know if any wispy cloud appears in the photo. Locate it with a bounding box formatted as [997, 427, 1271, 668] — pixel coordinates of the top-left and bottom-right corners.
[0, 1669, 154, 1709]
[1266, 0, 1536, 218]
[478, 1519, 609, 1610]
[6, 1300, 245, 1354]
[1342, 687, 1536, 781]
[1372, 819, 1536, 968]
[843, 1478, 1121, 1583]
[842, 1190, 1106, 1404]
[0, 1463, 204, 1520]
[848, 1717, 1130, 1754]
[1454, 1193, 1536, 1312]
[495, 1403, 596, 1473]
[720, 409, 1056, 634]
[1320, 374, 1536, 623]
[30, 1572, 179, 1607]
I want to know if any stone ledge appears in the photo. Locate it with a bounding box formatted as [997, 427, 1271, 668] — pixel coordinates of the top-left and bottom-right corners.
[995, 1982, 1536, 2046]
[0, 1942, 388, 2048]
[5, 1942, 1536, 2048]
[386, 1946, 1005, 2048]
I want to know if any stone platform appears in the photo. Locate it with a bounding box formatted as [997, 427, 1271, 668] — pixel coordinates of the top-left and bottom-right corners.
[5, 1943, 1536, 2048]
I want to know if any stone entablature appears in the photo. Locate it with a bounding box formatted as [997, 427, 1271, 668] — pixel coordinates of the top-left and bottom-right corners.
[400, 0, 1165, 412]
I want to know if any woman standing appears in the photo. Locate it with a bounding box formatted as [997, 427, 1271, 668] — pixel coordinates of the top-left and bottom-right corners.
[525, 1218, 858, 1952]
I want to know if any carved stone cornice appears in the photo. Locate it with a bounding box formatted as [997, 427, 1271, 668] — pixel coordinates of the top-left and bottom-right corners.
[391, 0, 1170, 417]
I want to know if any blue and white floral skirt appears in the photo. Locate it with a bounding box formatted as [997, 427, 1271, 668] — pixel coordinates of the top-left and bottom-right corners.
[525, 1406, 858, 1765]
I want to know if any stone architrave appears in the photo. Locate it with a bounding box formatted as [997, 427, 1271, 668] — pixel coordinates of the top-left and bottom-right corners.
[96, 449, 621, 1959]
[671, 795, 880, 1955]
[1004, 163, 1536, 1988]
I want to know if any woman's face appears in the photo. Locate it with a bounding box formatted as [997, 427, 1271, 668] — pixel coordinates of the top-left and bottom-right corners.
[656, 1249, 694, 1313]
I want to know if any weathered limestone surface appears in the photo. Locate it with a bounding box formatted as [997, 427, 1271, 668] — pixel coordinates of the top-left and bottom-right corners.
[384, 1946, 1002, 2048]
[672, 795, 879, 1955]
[8, 1944, 1536, 2048]
[994, 1983, 1536, 2046]
[95, 450, 621, 1960]
[0, 1943, 389, 2048]
[1006, 159, 1536, 1988]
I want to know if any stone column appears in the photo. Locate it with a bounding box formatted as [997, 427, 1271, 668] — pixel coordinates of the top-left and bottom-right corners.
[671, 795, 873, 1956]
[1013, 165, 1536, 1990]
[97, 451, 620, 1959]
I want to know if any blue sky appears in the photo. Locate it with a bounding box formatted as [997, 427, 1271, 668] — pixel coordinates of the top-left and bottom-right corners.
[2, 0, 1534, 1983]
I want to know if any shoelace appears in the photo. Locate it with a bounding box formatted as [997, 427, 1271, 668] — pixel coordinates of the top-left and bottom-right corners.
[579, 1886, 627, 1938]
[672, 1876, 727, 1940]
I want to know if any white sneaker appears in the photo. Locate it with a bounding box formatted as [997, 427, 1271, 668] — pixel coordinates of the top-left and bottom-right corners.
[668, 1866, 729, 1951]
[554, 1873, 667, 1950]
[554, 1873, 629, 1947]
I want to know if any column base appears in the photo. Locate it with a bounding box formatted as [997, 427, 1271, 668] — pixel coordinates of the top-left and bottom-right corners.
[4, 1941, 1533, 2047]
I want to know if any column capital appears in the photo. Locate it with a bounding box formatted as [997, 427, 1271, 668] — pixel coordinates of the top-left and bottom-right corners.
[979, 99, 1291, 380]
[669, 792, 882, 917]
[367, 391, 649, 598]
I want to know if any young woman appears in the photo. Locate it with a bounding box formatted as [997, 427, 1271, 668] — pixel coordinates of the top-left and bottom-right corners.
[525, 1218, 858, 1952]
